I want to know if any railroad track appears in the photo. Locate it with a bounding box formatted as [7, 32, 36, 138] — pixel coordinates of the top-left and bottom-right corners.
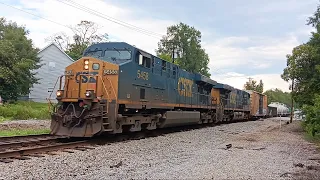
[0, 134, 93, 163]
[0, 119, 256, 163]
[0, 134, 65, 150]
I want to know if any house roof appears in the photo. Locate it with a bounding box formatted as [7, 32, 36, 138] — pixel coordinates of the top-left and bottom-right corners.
[38, 43, 74, 62]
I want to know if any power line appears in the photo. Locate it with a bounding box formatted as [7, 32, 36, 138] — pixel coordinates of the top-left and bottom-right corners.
[0, 1, 71, 31]
[67, 0, 164, 37]
[55, 0, 163, 39]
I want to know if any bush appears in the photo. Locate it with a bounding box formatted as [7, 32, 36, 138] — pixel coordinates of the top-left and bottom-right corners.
[0, 101, 50, 120]
[302, 94, 320, 136]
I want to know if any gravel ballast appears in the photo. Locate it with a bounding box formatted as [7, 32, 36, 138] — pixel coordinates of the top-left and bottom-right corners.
[0, 117, 319, 179]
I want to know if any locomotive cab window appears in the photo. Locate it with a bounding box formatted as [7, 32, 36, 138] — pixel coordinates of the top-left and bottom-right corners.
[162, 60, 166, 71]
[138, 53, 151, 68]
[83, 49, 103, 58]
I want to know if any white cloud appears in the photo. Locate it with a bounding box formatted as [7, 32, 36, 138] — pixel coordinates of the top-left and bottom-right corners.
[1, 0, 173, 53]
[203, 34, 300, 92]
[204, 35, 300, 70]
[212, 72, 290, 92]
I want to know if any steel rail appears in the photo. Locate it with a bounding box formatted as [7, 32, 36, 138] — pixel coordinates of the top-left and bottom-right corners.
[0, 140, 89, 159]
[0, 136, 68, 150]
[0, 134, 52, 141]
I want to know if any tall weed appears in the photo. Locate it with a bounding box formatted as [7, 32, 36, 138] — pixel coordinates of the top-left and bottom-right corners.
[0, 101, 50, 120]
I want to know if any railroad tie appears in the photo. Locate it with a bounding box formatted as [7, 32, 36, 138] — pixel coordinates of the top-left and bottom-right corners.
[62, 149, 75, 153]
[0, 158, 13, 163]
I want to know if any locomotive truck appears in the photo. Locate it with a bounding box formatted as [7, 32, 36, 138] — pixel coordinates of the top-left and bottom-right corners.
[50, 42, 267, 137]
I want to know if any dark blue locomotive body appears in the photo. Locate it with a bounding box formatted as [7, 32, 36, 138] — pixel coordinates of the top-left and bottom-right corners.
[51, 42, 259, 137]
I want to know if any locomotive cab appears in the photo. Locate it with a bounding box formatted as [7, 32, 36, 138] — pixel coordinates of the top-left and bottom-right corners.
[50, 42, 134, 137]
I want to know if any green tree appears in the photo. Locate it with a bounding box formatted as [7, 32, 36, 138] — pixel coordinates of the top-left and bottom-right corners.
[282, 3, 320, 135]
[302, 94, 320, 137]
[46, 20, 108, 60]
[158, 53, 173, 62]
[156, 22, 210, 77]
[281, 44, 319, 105]
[243, 78, 264, 93]
[0, 17, 41, 101]
[264, 88, 293, 107]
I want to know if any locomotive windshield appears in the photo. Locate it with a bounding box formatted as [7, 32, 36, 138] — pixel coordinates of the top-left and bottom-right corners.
[85, 50, 103, 58]
[83, 49, 131, 63]
[104, 50, 131, 60]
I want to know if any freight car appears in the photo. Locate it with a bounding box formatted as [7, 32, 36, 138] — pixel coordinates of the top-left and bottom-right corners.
[268, 102, 290, 117]
[245, 90, 268, 118]
[50, 42, 261, 137]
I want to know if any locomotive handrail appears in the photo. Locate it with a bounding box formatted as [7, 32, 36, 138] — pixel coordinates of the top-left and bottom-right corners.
[98, 75, 111, 113]
[46, 75, 71, 113]
[104, 76, 117, 103]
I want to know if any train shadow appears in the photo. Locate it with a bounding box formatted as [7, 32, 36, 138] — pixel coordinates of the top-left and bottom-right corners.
[88, 118, 258, 146]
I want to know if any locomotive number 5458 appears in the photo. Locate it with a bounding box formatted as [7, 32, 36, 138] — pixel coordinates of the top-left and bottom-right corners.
[137, 70, 149, 80]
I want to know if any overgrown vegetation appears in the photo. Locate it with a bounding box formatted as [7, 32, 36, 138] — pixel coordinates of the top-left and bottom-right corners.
[282, 4, 320, 137]
[0, 128, 50, 137]
[302, 95, 320, 137]
[0, 101, 50, 121]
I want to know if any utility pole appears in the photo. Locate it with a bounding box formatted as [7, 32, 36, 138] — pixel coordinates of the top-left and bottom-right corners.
[172, 44, 175, 64]
[290, 78, 294, 123]
[171, 40, 175, 64]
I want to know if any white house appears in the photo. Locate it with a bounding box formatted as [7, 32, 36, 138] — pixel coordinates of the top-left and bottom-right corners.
[28, 43, 74, 103]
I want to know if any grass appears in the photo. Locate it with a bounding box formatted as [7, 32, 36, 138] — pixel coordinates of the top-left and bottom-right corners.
[0, 101, 51, 121]
[0, 128, 50, 137]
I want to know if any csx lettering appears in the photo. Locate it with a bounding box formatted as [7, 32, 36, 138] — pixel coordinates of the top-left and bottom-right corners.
[137, 70, 149, 80]
[177, 77, 193, 97]
[75, 72, 98, 83]
[104, 69, 118, 75]
[230, 93, 236, 104]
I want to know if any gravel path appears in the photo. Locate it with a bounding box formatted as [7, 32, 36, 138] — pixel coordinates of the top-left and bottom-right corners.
[0, 118, 319, 180]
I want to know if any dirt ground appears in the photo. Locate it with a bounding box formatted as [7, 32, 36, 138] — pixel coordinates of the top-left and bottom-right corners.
[234, 118, 320, 180]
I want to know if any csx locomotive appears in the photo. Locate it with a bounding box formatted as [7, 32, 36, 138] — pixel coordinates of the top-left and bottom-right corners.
[50, 42, 267, 137]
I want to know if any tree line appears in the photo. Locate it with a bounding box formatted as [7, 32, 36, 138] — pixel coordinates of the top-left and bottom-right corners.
[281, 4, 320, 136]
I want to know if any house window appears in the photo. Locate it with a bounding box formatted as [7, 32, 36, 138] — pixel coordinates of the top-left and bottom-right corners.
[48, 62, 55, 71]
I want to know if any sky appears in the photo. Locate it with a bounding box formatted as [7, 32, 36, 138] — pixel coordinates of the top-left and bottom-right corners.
[0, 0, 318, 92]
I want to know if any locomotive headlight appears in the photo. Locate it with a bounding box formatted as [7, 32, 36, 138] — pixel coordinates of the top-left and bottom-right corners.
[84, 59, 89, 70]
[85, 91, 92, 97]
[56, 90, 63, 97]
